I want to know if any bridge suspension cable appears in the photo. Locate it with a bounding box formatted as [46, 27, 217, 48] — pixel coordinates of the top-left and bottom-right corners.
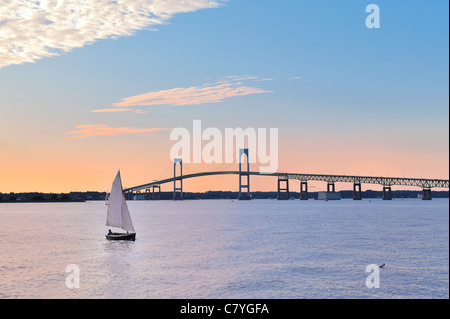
[209, 149, 239, 172]
[155, 163, 173, 181]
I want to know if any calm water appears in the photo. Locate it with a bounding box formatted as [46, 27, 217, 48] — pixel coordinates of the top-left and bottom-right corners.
[0, 199, 448, 299]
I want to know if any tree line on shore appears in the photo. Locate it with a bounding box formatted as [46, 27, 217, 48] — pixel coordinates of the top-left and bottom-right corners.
[1, 190, 448, 202]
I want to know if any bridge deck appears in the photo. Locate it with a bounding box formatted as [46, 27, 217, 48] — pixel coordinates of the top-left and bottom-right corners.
[124, 171, 449, 193]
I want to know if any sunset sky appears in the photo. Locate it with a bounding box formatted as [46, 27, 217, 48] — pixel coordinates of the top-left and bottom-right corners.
[0, 0, 448, 193]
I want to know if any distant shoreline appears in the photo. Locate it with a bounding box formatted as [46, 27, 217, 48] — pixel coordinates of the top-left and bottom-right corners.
[1, 190, 448, 203]
[0, 199, 86, 203]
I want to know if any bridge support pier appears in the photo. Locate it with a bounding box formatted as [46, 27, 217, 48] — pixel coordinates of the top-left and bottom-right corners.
[383, 186, 392, 200]
[152, 185, 161, 200]
[327, 182, 335, 193]
[353, 182, 362, 200]
[173, 158, 183, 200]
[277, 177, 289, 200]
[238, 149, 251, 200]
[300, 181, 308, 200]
[422, 188, 432, 200]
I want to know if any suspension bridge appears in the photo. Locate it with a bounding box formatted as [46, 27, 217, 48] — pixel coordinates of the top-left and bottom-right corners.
[123, 149, 449, 201]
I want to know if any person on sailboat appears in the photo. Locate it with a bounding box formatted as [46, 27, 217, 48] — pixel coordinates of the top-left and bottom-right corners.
[108, 229, 113, 235]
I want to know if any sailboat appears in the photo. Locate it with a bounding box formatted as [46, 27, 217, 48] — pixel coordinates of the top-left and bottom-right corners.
[105, 170, 136, 241]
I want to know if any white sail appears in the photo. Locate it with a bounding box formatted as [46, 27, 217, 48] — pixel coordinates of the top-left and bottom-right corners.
[106, 171, 135, 233]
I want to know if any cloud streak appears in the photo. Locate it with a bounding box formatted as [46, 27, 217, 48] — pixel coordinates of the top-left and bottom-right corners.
[0, 0, 224, 69]
[91, 108, 133, 113]
[112, 79, 272, 108]
[66, 124, 169, 139]
[78, 76, 271, 139]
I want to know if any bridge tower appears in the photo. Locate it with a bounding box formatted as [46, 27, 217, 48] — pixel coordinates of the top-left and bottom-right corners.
[422, 187, 432, 200]
[238, 148, 251, 200]
[353, 181, 362, 200]
[173, 158, 183, 200]
[382, 185, 392, 200]
[152, 185, 161, 200]
[327, 182, 336, 193]
[277, 176, 289, 200]
[300, 181, 308, 200]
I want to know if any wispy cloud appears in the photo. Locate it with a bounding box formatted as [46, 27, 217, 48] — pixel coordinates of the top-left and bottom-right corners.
[112, 78, 272, 108]
[91, 108, 133, 113]
[133, 109, 149, 114]
[82, 76, 271, 139]
[0, 0, 224, 69]
[254, 78, 274, 82]
[66, 124, 169, 139]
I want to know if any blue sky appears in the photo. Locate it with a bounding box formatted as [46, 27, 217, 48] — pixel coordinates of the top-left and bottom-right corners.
[0, 0, 448, 191]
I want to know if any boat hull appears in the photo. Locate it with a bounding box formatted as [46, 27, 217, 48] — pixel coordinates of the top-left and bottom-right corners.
[105, 233, 136, 241]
